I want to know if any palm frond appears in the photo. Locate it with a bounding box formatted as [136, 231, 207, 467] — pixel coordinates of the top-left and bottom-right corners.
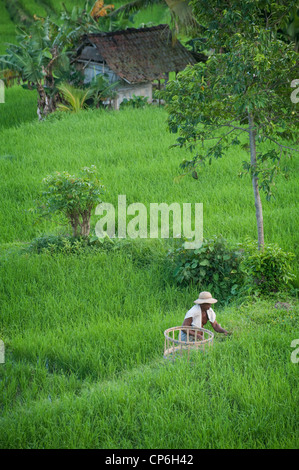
[109, 0, 163, 17]
[57, 82, 92, 112]
[80, 88, 93, 107]
[56, 103, 72, 112]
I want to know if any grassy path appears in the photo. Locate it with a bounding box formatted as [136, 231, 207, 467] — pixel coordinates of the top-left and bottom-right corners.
[1, 300, 298, 448]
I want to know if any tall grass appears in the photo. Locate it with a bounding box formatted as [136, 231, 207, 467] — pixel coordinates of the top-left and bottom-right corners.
[0, 85, 37, 130]
[0, 0, 18, 54]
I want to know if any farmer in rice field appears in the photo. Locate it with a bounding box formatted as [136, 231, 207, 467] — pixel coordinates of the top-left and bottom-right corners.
[181, 291, 229, 341]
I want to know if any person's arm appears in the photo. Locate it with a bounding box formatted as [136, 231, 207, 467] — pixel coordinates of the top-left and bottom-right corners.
[182, 317, 202, 339]
[210, 320, 229, 336]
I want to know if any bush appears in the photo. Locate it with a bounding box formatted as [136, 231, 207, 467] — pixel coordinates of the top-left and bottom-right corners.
[240, 239, 295, 294]
[27, 234, 167, 266]
[167, 236, 243, 302]
[28, 235, 94, 256]
[120, 95, 149, 109]
[167, 236, 296, 301]
[39, 166, 105, 238]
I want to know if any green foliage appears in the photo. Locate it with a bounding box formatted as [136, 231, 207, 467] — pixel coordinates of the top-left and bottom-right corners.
[120, 94, 149, 109]
[1, 248, 298, 449]
[167, 236, 243, 302]
[240, 239, 296, 295]
[27, 234, 168, 273]
[39, 165, 105, 237]
[158, 2, 298, 249]
[28, 234, 92, 255]
[0, 85, 37, 129]
[85, 73, 118, 108]
[167, 236, 296, 301]
[191, 0, 299, 49]
[159, 0, 298, 198]
[0, 6, 99, 118]
[160, 32, 298, 186]
[57, 82, 93, 112]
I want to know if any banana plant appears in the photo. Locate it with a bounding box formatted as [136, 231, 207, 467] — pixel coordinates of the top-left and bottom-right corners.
[0, 9, 97, 120]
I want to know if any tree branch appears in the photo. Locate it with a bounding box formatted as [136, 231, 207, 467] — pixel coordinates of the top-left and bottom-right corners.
[258, 134, 299, 152]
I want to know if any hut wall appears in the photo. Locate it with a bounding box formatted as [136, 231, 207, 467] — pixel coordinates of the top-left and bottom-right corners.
[113, 82, 153, 109]
[82, 62, 119, 85]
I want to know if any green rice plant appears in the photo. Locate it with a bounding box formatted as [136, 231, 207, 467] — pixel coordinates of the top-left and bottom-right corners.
[0, 1, 18, 54]
[2, 0, 32, 26]
[0, 85, 37, 130]
[0, 242, 298, 448]
[120, 95, 149, 109]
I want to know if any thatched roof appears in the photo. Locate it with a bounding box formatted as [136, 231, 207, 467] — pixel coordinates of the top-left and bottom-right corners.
[76, 24, 205, 84]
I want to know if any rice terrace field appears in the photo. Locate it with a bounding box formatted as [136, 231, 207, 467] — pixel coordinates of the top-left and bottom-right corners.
[0, 0, 298, 451]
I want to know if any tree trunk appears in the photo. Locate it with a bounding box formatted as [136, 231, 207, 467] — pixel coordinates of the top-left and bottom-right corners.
[248, 112, 264, 250]
[70, 213, 80, 238]
[37, 83, 57, 120]
[80, 210, 91, 237]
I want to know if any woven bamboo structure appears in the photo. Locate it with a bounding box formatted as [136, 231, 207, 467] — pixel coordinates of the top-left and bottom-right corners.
[164, 326, 214, 360]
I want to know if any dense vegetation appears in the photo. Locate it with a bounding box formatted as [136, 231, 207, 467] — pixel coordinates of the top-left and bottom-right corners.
[0, 0, 298, 450]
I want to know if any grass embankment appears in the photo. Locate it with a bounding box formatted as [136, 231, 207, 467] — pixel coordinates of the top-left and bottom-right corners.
[0, 0, 18, 54]
[0, 85, 37, 129]
[0, 88, 298, 449]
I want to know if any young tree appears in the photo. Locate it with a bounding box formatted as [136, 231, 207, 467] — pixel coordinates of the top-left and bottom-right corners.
[159, 1, 299, 248]
[40, 166, 105, 238]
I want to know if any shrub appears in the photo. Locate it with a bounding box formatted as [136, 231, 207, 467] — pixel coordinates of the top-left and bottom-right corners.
[240, 239, 296, 294]
[28, 235, 92, 255]
[39, 166, 104, 238]
[27, 235, 167, 266]
[120, 95, 149, 109]
[167, 236, 244, 302]
[57, 83, 93, 113]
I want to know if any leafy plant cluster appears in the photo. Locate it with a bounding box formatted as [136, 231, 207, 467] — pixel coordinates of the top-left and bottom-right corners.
[38, 165, 104, 238]
[119, 95, 149, 109]
[28, 233, 167, 269]
[28, 231, 296, 298]
[240, 238, 296, 295]
[167, 236, 295, 301]
[168, 236, 243, 302]
[0, 3, 120, 118]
